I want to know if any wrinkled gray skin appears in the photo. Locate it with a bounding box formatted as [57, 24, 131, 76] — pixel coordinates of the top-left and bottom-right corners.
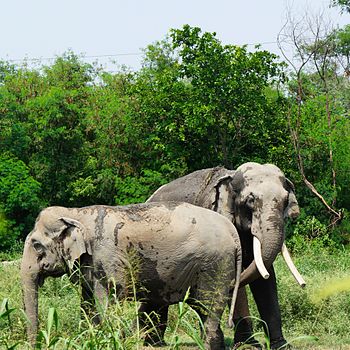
[147, 162, 300, 348]
[21, 202, 241, 349]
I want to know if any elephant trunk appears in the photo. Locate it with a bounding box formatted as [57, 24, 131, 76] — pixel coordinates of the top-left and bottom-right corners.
[239, 208, 284, 287]
[21, 242, 40, 345]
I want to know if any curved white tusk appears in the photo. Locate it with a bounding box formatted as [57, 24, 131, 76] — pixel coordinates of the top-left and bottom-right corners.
[281, 243, 306, 288]
[253, 236, 270, 279]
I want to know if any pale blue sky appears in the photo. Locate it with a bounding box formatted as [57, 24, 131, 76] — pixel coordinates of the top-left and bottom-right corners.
[1, 0, 349, 71]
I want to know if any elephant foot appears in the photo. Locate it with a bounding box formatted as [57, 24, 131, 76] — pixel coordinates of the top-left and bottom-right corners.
[143, 337, 167, 347]
[204, 331, 225, 350]
[270, 337, 290, 349]
[231, 339, 262, 350]
[231, 338, 290, 350]
[231, 343, 262, 350]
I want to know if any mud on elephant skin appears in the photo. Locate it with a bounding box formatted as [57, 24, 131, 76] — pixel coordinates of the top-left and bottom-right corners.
[21, 202, 242, 349]
[147, 162, 305, 349]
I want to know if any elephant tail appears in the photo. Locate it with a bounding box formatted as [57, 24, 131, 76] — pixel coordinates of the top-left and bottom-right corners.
[228, 245, 242, 328]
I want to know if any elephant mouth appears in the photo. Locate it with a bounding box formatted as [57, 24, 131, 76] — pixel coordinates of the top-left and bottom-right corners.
[40, 267, 66, 284]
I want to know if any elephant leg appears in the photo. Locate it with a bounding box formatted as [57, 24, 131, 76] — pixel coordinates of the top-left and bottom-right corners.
[182, 294, 225, 350]
[203, 315, 225, 350]
[91, 279, 108, 324]
[80, 273, 103, 324]
[194, 284, 226, 349]
[233, 287, 262, 349]
[249, 265, 287, 349]
[81, 285, 96, 321]
[187, 298, 208, 340]
[79, 260, 104, 324]
[138, 302, 168, 346]
[190, 299, 225, 350]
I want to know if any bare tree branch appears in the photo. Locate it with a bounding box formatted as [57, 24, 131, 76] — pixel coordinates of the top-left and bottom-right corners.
[278, 7, 343, 224]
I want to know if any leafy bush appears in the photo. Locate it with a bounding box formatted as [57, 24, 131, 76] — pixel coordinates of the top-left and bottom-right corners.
[114, 169, 169, 205]
[0, 207, 17, 250]
[287, 214, 340, 253]
[0, 154, 43, 248]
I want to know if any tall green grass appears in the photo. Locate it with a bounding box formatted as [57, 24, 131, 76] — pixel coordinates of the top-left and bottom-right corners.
[265, 247, 350, 348]
[0, 262, 208, 349]
[1, 247, 350, 349]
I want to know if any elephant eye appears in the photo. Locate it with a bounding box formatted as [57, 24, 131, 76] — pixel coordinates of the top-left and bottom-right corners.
[32, 241, 45, 254]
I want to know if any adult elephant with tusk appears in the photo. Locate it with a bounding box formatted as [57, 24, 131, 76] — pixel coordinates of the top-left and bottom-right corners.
[21, 202, 242, 349]
[147, 162, 305, 349]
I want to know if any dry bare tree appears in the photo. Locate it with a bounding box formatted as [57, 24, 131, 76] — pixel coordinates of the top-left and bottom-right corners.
[277, 8, 343, 225]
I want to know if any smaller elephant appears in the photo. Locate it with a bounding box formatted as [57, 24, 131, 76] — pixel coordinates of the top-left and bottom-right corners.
[21, 202, 242, 349]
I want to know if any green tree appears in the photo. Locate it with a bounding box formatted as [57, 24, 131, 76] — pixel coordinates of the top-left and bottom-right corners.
[278, 12, 350, 245]
[71, 70, 147, 205]
[132, 38, 191, 175]
[331, 0, 350, 13]
[0, 68, 45, 163]
[170, 25, 286, 168]
[0, 154, 43, 247]
[26, 85, 88, 204]
[0, 61, 16, 83]
[0, 53, 97, 205]
[332, 24, 350, 76]
[0, 24, 348, 251]
[134, 25, 287, 173]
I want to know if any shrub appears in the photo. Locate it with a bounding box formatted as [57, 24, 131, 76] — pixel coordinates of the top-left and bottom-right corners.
[287, 212, 343, 253]
[0, 154, 43, 249]
[114, 169, 169, 205]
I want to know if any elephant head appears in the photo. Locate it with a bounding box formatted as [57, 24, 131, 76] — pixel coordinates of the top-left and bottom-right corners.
[20, 207, 92, 343]
[226, 162, 300, 286]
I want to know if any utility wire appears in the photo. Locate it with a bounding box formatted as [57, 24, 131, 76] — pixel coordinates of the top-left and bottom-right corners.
[1, 41, 279, 63]
[5, 52, 142, 63]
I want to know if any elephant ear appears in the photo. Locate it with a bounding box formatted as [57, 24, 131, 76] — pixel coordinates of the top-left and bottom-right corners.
[59, 217, 92, 268]
[284, 178, 300, 219]
[212, 172, 236, 221]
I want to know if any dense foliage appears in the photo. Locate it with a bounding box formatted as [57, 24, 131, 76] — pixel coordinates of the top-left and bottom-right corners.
[0, 25, 349, 250]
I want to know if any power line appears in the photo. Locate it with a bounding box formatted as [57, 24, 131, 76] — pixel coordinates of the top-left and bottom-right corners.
[3, 52, 143, 63]
[1, 41, 280, 64]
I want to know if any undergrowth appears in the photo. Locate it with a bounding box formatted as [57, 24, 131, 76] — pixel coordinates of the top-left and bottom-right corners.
[1, 247, 350, 349]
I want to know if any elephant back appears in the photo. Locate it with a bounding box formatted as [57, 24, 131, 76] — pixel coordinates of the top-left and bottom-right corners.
[147, 167, 230, 210]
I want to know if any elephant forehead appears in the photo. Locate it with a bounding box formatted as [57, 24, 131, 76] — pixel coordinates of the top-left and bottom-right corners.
[243, 170, 283, 182]
[239, 163, 284, 181]
[36, 207, 65, 228]
[40, 219, 63, 234]
[238, 162, 284, 175]
[242, 183, 288, 202]
[28, 229, 52, 246]
[241, 165, 284, 187]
